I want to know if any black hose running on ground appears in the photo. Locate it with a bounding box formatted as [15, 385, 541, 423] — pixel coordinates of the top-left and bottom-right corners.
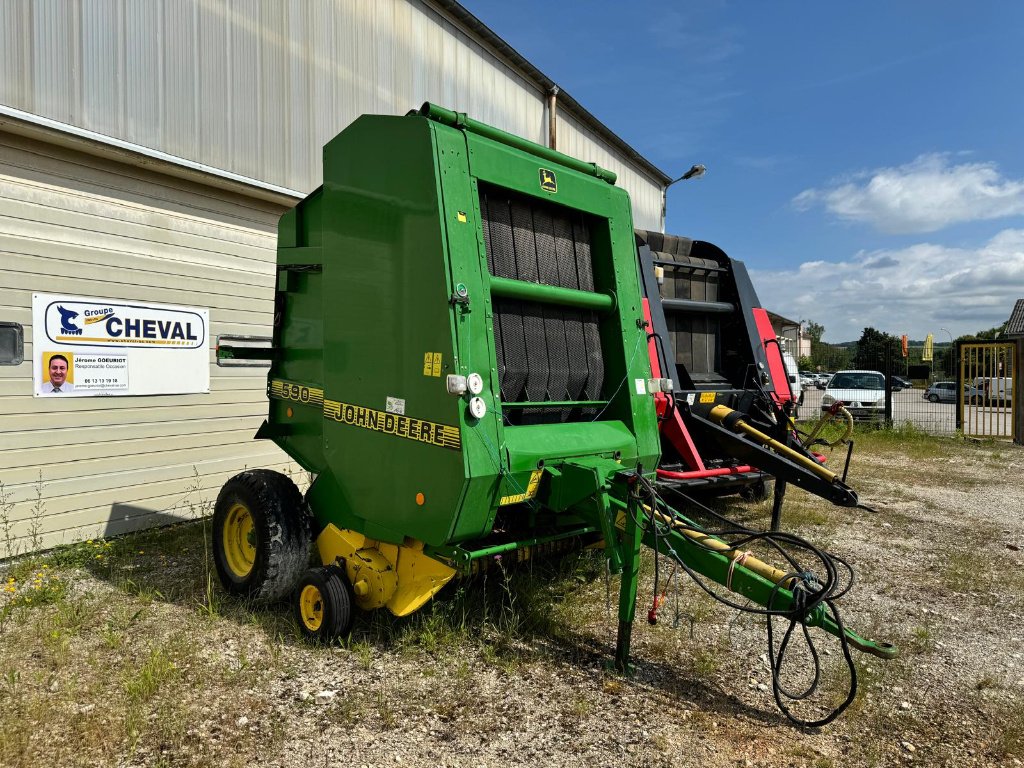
[632, 474, 859, 728]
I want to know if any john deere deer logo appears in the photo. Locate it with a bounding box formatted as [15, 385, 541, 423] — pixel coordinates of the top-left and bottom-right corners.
[539, 168, 557, 193]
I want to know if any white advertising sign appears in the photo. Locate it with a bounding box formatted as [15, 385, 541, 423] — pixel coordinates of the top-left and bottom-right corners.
[32, 294, 210, 397]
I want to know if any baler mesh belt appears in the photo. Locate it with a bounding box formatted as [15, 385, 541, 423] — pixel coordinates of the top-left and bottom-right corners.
[479, 185, 605, 424]
[656, 250, 722, 376]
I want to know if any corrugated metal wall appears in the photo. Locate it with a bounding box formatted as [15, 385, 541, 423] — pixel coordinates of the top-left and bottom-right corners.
[0, 130, 292, 552]
[558, 112, 664, 234]
[0, 0, 663, 229]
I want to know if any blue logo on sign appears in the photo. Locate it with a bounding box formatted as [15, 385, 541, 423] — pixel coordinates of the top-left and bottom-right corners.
[57, 306, 82, 335]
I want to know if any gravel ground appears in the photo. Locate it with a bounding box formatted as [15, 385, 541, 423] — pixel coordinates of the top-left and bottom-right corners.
[2, 433, 1023, 767]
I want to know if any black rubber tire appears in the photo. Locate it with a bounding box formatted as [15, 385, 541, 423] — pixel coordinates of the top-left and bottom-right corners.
[212, 469, 312, 603]
[927, 394, 939, 403]
[293, 566, 354, 643]
[740, 478, 775, 503]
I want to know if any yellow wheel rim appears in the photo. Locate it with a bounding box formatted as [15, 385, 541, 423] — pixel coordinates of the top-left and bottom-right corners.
[299, 584, 324, 631]
[222, 502, 256, 578]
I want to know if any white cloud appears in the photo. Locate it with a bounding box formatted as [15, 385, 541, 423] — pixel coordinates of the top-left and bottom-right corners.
[793, 154, 1024, 234]
[750, 229, 1024, 341]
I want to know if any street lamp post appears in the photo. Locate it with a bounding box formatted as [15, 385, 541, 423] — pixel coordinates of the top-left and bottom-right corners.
[660, 164, 706, 231]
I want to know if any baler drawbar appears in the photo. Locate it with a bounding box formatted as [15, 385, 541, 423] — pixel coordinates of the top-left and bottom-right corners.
[214, 104, 895, 726]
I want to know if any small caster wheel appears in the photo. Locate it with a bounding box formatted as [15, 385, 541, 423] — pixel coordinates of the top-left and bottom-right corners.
[294, 566, 354, 643]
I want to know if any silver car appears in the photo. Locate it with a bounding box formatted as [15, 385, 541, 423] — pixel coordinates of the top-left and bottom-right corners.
[924, 381, 981, 404]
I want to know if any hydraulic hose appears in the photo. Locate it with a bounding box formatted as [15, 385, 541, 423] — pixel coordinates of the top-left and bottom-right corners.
[706, 405, 838, 483]
[803, 405, 855, 448]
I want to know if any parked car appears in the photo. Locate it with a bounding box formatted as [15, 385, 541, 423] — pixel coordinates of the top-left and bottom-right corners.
[815, 373, 832, 390]
[782, 352, 804, 406]
[972, 376, 1013, 405]
[924, 381, 982, 403]
[890, 375, 912, 391]
[821, 370, 886, 421]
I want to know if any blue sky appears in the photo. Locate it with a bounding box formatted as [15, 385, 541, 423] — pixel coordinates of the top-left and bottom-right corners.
[459, 1, 1024, 342]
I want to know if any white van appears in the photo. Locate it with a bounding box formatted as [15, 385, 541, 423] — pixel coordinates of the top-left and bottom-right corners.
[973, 377, 1013, 404]
[781, 351, 804, 407]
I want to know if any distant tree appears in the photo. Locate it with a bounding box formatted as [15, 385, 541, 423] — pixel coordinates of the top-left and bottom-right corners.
[970, 322, 1009, 341]
[798, 355, 814, 370]
[810, 339, 852, 371]
[803, 320, 825, 343]
[853, 327, 901, 371]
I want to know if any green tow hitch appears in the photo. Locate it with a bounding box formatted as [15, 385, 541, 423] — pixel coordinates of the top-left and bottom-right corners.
[605, 494, 898, 664]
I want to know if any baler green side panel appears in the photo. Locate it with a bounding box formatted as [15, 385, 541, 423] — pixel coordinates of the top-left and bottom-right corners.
[268, 190, 326, 473]
[311, 117, 475, 546]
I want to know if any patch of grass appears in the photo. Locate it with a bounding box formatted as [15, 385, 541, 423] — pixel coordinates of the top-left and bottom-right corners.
[0, 481, 17, 559]
[691, 647, 720, 676]
[124, 645, 179, 702]
[992, 703, 1024, 759]
[942, 549, 994, 593]
[853, 421, 959, 461]
[774, 496, 835, 531]
[356, 549, 605, 660]
[908, 623, 936, 655]
[1, 565, 68, 627]
[975, 672, 1000, 691]
[569, 695, 592, 718]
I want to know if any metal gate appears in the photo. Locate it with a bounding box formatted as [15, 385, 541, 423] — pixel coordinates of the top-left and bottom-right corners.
[959, 342, 1017, 439]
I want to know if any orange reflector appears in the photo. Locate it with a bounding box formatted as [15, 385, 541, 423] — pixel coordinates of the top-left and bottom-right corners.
[415, 492, 425, 506]
[286, 407, 293, 418]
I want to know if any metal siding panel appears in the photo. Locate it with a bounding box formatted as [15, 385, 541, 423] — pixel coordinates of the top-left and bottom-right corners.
[0, 1, 33, 109]
[309, 0, 337, 176]
[0, 131, 293, 552]
[8, 457, 296, 553]
[259, 0, 288, 184]
[32, 0, 79, 123]
[558, 112, 664, 231]
[9, 0, 658, 206]
[80, 0, 123, 137]
[197, 0, 232, 174]
[229, 0, 261, 179]
[163, 0, 199, 158]
[123, 1, 163, 148]
[286, 2, 312, 190]
[374, 0, 397, 112]
[391, 1, 415, 110]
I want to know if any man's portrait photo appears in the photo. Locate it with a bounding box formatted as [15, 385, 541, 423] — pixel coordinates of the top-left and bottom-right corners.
[39, 352, 75, 394]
